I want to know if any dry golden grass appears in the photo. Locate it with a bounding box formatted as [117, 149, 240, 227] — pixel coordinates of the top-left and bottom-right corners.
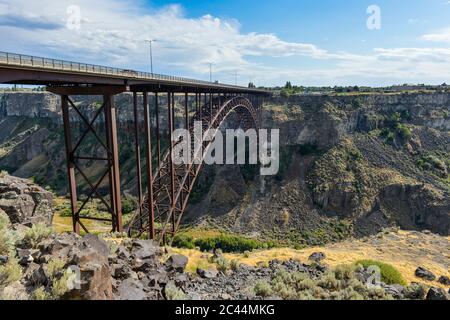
[170, 230, 450, 288]
[52, 213, 112, 234]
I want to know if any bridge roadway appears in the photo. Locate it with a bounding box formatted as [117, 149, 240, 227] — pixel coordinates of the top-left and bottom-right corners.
[0, 51, 269, 94]
[0, 51, 270, 242]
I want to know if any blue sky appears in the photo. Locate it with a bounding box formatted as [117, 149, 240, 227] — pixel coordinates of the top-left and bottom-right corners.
[1, 0, 450, 86]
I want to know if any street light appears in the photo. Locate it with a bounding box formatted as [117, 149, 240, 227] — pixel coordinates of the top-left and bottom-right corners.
[208, 62, 213, 82]
[145, 39, 156, 75]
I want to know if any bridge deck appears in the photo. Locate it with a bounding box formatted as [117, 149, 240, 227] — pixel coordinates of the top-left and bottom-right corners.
[0, 52, 270, 94]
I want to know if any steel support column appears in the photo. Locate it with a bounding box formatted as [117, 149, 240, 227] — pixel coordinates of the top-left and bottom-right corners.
[167, 92, 176, 236]
[61, 95, 80, 234]
[143, 92, 155, 239]
[104, 94, 123, 232]
[133, 92, 143, 229]
[155, 92, 161, 170]
[184, 92, 191, 187]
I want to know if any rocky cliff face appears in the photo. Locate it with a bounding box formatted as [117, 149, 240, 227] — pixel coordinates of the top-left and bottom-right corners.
[0, 173, 53, 226]
[0, 91, 449, 240]
[0, 93, 60, 119]
[187, 93, 450, 240]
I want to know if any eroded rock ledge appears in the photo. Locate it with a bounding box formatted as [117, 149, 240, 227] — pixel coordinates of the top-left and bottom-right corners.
[0, 174, 53, 226]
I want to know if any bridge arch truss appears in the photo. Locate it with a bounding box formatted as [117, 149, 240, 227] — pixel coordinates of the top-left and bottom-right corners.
[48, 86, 267, 242]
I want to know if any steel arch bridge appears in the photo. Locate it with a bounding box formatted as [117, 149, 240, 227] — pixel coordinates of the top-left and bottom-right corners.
[0, 52, 270, 242]
[128, 95, 262, 242]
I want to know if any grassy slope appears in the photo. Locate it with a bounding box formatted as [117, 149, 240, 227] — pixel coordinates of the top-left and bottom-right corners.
[170, 230, 450, 289]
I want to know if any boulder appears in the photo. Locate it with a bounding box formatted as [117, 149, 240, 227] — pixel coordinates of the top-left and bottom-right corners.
[174, 274, 189, 288]
[115, 278, 147, 300]
[1, 281, 29, 300]
[17, 248, 33, 265]
[65, 249, 113, 300]
[415, 267, 436, 281]
[115, 246, 131, 261]
[0, 174, 53, 226]
[426, 287, 450, 300]
[404, 283, 427, 300]
[165, 254, 188, 273]
[308, 252, 326, 262]
[197, 268, 218, 279]
[38, 233, 81, 256]
[112, 263, 136, 280]
[82, 234, 110, 258]
[23, 262, 48, 287]
[0, 255, 8, 265]
[382, 284, 405, 299]
[132, 258, 156, 272]
[131, 240, 158, 260]
[437, 276, 450, 286]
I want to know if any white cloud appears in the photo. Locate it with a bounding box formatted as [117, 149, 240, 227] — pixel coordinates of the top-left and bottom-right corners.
[0, 0, 450, 86]
[422, 28, 450, 43]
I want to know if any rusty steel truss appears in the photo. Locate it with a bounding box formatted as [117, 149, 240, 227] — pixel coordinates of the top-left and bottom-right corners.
[127, 93, 263, 242]
[0, 52, 270, 241]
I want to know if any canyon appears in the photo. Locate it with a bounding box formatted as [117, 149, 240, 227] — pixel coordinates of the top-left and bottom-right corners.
[0, 91, 449, 244]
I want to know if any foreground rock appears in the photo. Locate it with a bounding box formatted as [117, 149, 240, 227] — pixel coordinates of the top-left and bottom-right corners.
[415, 267, 436, 281]
[0, 174, 53, 226]
[1, 214, 447, 301]
[426, 287, 450, 300]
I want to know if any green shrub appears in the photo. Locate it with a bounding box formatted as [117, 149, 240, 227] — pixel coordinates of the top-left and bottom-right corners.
[424, 155, 446, 171]
[0, 258, 22, 287]
[0, 211, 14, 256]
[254, 281, 272, 297]
[51, 269, 75, 298]
[165, 283, 187, 300]
[317, 272, 341, 290]
[58, 208, 72, 217]
[32, 287, 50, 300]
[23, 223, 52, 248]
[396, 124, 412, 140]
[230, 259, 240, 271]
[194, 234, 275, 253]
[0, 170, 7, 178]
[355, 260, 406, 286]
[122, 197, 137, 215]
[215, 257, 229, 273]
[46, 259, 66, 279]
[172, 234, 195, 249]
[0, 210, 9, 232]
[0, 211, 20, 257]
[386, 132, 395, 143]
[0, 230, 16, 257]
[334, 264, 357, 281]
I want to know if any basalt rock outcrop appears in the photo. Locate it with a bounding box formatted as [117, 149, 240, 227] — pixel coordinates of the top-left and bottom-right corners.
[0, 173, 53, 226]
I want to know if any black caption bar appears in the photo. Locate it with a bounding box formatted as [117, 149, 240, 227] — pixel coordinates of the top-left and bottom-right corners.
[2, 300, 444, 320]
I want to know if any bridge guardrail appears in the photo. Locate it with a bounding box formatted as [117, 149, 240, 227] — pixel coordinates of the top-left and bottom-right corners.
[0, 51, 264, 91]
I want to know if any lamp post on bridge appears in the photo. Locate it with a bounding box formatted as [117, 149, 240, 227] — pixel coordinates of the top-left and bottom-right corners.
[145, 39, 156, 75]
[208, 62, 213, 82]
